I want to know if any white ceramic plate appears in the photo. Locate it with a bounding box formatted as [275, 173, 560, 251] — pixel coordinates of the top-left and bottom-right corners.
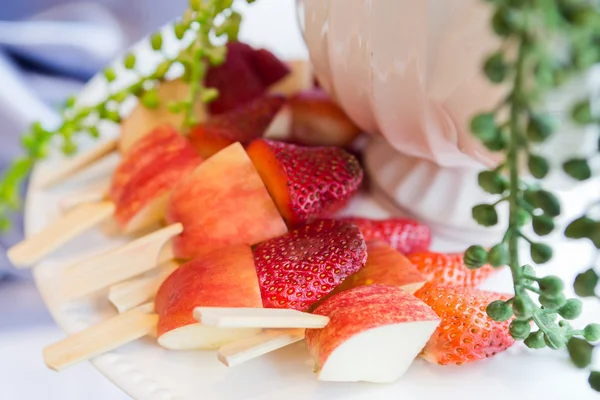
[26, 2, 600, 399]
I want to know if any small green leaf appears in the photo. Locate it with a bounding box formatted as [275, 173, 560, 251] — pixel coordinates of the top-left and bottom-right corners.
[591, 223, 600, 249]
[527, 114, 555, 142]
[528, 154, 550, 179]
[470, 113, 497, 141]
[141, 89, 160, 109]
[472, 204, 499, 227]
[563, 158, 592, 181]
[150, 33, 163, 51]
[538, 276, 564, 297]
[123, 53, 136, 70]
[565, 216, 594, 239]
[509, 319, 531, 340]
[524, 331, 546, 349]
[567, 337, 593, 368]
[464, 245, 488, 269]
[532, 190, 561, 217]
[584, 323, 600, 342]
[512, 295, 533, 319]
[478, 170, 507, 194]
[484, 52, 508, 83]
[531, 242, 553, 264]
[487, 243, 509, 267]
[516, 208, 531, 227]
[574, 269, 598, 297]
[540, 293, 567, 311]
[201, 88, 220, 103]
[558, 299, 583, 320]
[571, 100, 593, 125]
[104, 68, 117, 82]
[174, 22, 187, 40]
[486, 300, 513, 322]
[532, 214, 555, 236]
[589, 371, 600, 392]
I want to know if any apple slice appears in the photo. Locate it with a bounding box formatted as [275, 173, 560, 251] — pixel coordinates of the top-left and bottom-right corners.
[156, 245, 263, 350]
[327, 241, 427, 298]
[288, 89, 361, 147]
[305, 284, 440, 383]
[166, 142, 287, 260]
[188, 94, 285, 159]
[109, 125, 202, 232]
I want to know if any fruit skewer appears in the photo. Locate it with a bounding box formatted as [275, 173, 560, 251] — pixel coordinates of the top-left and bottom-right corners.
[57, 139, 364, 301]
[37, 45, 309, 191]
[8, 126, 202, 267]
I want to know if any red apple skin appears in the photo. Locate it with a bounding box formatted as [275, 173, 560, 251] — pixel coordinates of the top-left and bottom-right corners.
[330, 241, 427, 295]
[305, 285, 440, 373]
[109, 125, 202, 230]
[155, 245, 262, 338]
[166, 142, 288, 260]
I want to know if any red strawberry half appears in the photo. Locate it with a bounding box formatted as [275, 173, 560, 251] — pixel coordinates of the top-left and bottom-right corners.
[248, 48, 292, 87]
[408, 252, 496, 288]
[205, 42, 289, 114]
[253, 219, 367, 311]
[414, 284, 515, 366]
[288, 89, 361, 147]
[189, 94, 286, 159]
[340, 217, 431, 254]
[247, 139, 363, 226]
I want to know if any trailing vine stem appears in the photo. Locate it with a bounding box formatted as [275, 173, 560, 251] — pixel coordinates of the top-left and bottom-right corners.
[0, 0, 250, 230]
[465, 0, 600, 390]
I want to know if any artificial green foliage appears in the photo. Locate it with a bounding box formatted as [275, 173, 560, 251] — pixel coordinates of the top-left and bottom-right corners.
[468, 0, 600, 390]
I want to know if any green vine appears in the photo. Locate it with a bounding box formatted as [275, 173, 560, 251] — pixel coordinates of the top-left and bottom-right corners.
[464, 0, 600, 391]
[0, 0, 251, 230]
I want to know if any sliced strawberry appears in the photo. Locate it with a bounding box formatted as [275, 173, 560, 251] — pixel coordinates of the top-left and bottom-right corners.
[288, 89, 361, 147]
[253, 219, 367, 311]
[205, 42, 289, 115]
[189, 94, 286, 158]
[340, 217, 431, 254]
[408, 252, 496, 287]
[414, 284, 515, 365]
[246, 139, 363, 226]
[248, 48, 291, 87]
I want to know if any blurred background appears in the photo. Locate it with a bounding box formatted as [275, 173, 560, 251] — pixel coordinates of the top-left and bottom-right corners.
[0, 1, 303, 398]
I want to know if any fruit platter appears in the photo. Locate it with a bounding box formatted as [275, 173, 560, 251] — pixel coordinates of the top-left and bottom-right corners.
[5, 1, 600, 399]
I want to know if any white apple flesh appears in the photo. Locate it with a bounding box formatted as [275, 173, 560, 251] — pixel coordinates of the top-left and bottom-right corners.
[305, 284, 440, 383]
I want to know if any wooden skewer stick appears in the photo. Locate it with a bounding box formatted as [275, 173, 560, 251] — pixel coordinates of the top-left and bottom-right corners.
[37, 138, 119, 189]
[43, 303, 156, 371]
[8, 201, 116, 267]
[194, 307, 330, 329]
[108, 261, 178, 313]
[59, 223, 181, 300]
[217, 328, 306, 367]
[59, 185, 108, 212]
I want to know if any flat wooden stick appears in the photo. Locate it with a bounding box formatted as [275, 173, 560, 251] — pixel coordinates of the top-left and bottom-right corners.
[37, 138, 118, 189]
[60, 223, 181, 300]
[217, 329, 306, 367]
[59, 185, 108, 212]
[8, 201, 115, 267]
[43, 303, 157, 371]
[108, 261, 178, 313]
[194, 307, 330, 329]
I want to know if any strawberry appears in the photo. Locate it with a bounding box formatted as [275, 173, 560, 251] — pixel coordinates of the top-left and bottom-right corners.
[408, 251, 496, 287]
[339, 217, 431, 254]
[248, 48, 292, 87]
[246, 139, 363, 226]
[189, 94, 286, 158]
[205, 42, 289, 114]
[414, 284, 515, 365]
[288, 89, 361, 147]
[253, 219, 367, 311]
